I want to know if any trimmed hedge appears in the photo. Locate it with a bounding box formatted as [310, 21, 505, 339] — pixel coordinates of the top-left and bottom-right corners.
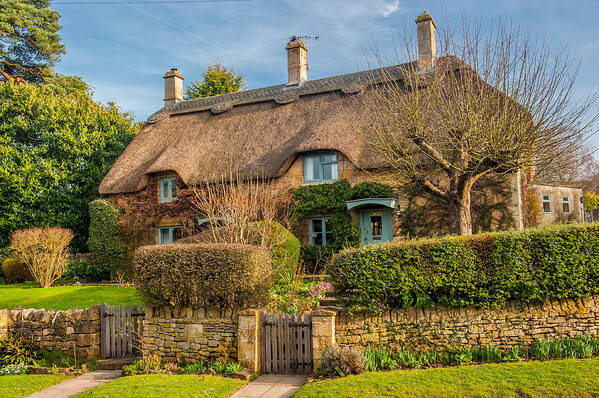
[87, 199, 125, 277]
[331, 223, 599, 313]
[134, 243, 272, 307]
[2, 257, 32, 284]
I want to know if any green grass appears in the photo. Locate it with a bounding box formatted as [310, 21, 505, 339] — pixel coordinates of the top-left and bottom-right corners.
[0, 283, 141, 310]
[0, 374, 70, 397]
[73, 374, 247, 398]
[294, 358, 599, 398]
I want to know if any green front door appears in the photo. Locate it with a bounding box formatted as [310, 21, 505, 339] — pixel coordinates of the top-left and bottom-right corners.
[359, 208, 393, 245]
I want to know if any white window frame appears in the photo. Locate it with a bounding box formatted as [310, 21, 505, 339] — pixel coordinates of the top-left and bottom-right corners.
[562, 196, 571, 214]
[542, 195, 552, 214]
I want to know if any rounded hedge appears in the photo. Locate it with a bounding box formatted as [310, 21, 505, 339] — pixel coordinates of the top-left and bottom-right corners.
[2, 258, 32, 284]
[178, 221, 300, 279]
[331, 223, 599, 313]
[133, 243, 272, 307]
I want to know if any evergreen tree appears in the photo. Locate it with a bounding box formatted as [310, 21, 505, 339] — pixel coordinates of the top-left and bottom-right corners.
[185, 63, 245, 99]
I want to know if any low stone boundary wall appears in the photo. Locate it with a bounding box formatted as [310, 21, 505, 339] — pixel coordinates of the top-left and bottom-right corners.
[335, 296, 599, 351]
[0, 306, 101, 359]
[142, 305, 238, 364]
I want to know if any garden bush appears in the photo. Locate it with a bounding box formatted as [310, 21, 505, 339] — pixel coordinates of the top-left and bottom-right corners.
[88, 199, 126, 278]
[63, 259, 108, 282]
[134, 243, 272, 306]
[318, 345, 366, 377]
[331, 223, 599, 313]
[9, 227, 73, 288]
[179, 221, 299, 280]
[0, 334, 40, 367]
[2, 258, 33, 284]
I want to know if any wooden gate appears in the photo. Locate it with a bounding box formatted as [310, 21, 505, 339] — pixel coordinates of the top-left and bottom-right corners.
[100, 303, 145, 359]
[261, 311, 313, 374]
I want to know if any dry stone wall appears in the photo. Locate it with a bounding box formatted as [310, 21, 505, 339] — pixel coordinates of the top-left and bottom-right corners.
[335, 296, 599, 351]
[143, 305, 238, 364]
[0, 306, 101, 359]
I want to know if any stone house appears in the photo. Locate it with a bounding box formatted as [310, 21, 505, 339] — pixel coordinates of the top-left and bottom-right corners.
[99, 12, 583, 247]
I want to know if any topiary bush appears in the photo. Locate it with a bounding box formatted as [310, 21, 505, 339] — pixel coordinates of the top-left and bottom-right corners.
[178, 221, 299, 280]
[133, 243, 272, 307]
[2, 257, 33, 284]
[331, 223, 599, 313]
[318, 345, 366, 377]
[88, 199, 126, 278]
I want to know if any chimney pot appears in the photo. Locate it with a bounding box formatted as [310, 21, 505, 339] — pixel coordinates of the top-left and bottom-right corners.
[285, 39, 308, 87]
[415, 11, 437, 71]
[163, 68, 184, 106]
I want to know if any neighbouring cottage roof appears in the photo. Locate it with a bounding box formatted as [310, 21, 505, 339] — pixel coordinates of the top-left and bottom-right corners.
[99, 60, 425, 194]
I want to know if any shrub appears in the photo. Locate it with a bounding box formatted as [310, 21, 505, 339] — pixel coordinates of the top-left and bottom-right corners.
[63, 259, 108, 282]
[88, 199, 126, 278]
[9, 227, 73, 288]
[0, 334, 40, 367]
[134, 243, 272, 307]
[181, 361, 207, 374]
[2, 258, 33, 284]
[331, 223, 599, 313]
[0, 363, 27, 375]
[318, 345, 366, 377]
[179, 221, 300, 280]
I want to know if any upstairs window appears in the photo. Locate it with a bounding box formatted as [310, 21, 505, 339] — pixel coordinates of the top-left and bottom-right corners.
[157, 226, 182, 245]
[160, 177, 178, 202]
[542, 195, 552, 213]
[303, 153, 339, 183]
[562, 196, 571, 213]
[309, 217, 333, 246]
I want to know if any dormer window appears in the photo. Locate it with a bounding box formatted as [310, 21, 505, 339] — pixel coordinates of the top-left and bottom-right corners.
[160, 177, 177, 202]
[303, 153, 339, 183]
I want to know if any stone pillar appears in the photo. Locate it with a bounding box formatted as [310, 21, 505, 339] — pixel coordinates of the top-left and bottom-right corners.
[237, 309, 260, 373]
[311, 309, 336, 372]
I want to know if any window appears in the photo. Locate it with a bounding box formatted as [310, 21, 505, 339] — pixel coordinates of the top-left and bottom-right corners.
[562, 196, 571, 213]
[542, 195, 552, 213]
[157, 226, 182, 244]
[309, 217, 333, 246]
[303, 153, 339, 183]
[160, 177, 178, 202]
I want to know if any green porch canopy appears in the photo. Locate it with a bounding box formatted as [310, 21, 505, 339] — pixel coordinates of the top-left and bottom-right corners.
[346, 197, 396, 211]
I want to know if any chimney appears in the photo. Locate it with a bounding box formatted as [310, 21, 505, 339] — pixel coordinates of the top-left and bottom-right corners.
[163, 68, 184, 106]
[285, 37, 308, 87]
[415, 11, 437, 70]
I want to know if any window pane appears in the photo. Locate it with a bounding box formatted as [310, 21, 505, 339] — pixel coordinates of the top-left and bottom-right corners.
[172, 227, 182, 242]
[371, 216, 383, 237]
[324, 218, 333, 245]
[171, 181, 178, 199]
[161, 180, 169, 199]
[321, 153, 337, 163]
[158, 228, 170, 244]
[543, 202, 551, 213]
[304, 156, 320, 181]
[322, 163, 333, 180]
[311, 219, 323, 245]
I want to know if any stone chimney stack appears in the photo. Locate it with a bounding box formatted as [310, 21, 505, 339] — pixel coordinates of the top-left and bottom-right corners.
[415, 11, 437, 71]
[163, 68, 184, 106]
[285, 37, 308, 87]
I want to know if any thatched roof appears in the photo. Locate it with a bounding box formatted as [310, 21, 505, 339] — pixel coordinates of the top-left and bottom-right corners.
[99, 61, 418, 194]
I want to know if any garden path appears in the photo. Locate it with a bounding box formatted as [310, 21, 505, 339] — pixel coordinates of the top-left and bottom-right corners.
[27, 369, 122, 398]
[230, 374, 308, 398]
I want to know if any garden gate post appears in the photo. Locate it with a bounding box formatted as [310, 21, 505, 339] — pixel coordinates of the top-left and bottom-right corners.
[237, 309, 261, 372]
[310, 309, 336, 372]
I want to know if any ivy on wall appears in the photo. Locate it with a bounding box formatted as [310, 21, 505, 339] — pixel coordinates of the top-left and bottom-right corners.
[292, 180, 393, 270]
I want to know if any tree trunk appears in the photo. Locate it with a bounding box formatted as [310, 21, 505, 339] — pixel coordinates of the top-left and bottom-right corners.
[448, 185, 473, 236]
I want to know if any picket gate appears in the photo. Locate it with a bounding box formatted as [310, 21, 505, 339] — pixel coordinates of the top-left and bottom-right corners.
[260, 311, 313, 374]
[100, 303, 145, 359]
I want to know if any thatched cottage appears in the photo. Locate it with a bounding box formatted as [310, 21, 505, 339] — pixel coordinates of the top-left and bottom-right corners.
[99, 12, 583, 246]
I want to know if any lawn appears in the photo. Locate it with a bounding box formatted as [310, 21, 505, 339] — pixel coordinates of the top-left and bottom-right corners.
[0, 283, 141, 310]
[294, 358, 599, 398]
[73, 374, 246, 398]
[0, 374, 70, 397]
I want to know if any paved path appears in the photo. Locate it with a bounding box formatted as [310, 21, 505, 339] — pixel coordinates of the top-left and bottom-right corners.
[27, 369, 122, 398]
[230, 374, 308, 398]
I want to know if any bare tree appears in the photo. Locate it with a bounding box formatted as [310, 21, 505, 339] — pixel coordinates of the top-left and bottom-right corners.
[361, 19, 598, 235]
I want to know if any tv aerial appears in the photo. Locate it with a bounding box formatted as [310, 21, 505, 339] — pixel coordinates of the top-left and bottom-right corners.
[287, 34, 319, 43]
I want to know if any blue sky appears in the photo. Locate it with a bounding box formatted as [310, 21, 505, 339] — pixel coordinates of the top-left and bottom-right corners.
[53, 0, 598, 142]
